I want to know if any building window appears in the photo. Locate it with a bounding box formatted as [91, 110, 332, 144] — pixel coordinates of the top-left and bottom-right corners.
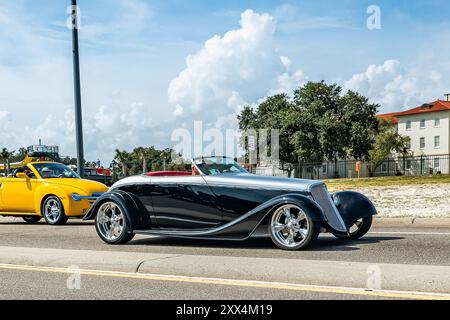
[322, 165, 327, 174]
[406, 120, 411, 130]
[420, 119, 426, 128]
[434, 136, 441, 148]
[420, 137, 425, 149]
[434, 158, 440, 169]
[406, 159, 412, 170]
[435, 118, 441, 127]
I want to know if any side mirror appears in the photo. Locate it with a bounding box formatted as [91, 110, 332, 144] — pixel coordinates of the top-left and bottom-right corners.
[16, 172, 30, 179]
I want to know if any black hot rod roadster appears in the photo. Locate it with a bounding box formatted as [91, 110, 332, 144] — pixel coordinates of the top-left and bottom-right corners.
[85, 156, 376, 250]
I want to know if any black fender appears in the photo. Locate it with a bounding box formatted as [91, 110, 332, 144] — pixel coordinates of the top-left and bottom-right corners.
[133, 193, 327, 241]
[257, 193, 327, 224]
[83, 190, 151, 232]
[332, 191, 377, 227]
[178, 193, 324, 240]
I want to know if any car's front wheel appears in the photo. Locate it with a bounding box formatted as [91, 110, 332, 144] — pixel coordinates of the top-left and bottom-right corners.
[42, 196, 68, 225]
[95, 201, 135, 244]
[335, 216, 373, 240]
[268, 204, 320, 250]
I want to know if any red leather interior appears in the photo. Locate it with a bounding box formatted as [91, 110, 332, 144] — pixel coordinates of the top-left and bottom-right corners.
[145, 171, 192, 177]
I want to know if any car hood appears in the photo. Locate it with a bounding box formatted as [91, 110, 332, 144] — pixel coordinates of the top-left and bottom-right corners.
[44, 178, 108, 195]
[203, 173, 322, 192]
[110, 173, 324, 193]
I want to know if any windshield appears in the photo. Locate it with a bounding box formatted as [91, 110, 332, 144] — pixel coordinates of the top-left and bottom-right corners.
[193, 157, 248, 176]
[33, 163, 80, 179]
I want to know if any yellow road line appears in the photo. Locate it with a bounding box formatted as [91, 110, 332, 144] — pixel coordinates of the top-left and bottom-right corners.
[0, 263, 449, 300]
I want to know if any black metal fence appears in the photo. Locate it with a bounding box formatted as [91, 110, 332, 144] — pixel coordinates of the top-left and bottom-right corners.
[256, 154, 450, 179]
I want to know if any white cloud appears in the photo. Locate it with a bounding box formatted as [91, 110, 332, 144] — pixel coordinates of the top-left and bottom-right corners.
[280, 56, 292, 70]
[173, 104, 184, 117]
[168, 9, 305, 128]
[343, 60, 449, 112]
[0, 111, 10, 121]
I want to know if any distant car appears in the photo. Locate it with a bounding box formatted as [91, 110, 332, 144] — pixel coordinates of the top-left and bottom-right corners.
[0, 162, 108, 225]
[85, 156, 377, 250]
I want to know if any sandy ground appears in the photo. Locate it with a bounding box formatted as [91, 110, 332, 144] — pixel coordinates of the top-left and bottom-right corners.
[353, 183, 450, 218]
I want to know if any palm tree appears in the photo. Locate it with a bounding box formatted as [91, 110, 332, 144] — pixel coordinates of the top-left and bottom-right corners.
[133, 147, 148, 174]
[114, 149, 131, 178]
[0, 148, 13, 175]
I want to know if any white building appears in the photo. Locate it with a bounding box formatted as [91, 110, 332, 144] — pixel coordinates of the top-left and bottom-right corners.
[377, 95, 450, 175]
[378, 95, 450, 156]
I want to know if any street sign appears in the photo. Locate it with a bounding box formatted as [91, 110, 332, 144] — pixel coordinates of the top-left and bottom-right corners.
[356, 161, 361, 179]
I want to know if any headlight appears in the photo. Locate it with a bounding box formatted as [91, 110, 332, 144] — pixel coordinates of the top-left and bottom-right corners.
[71, 193, 82, 201]
[332, 194, 341, 207]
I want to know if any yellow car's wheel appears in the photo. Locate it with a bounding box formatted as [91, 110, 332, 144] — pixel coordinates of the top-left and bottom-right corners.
[42, 196, 68, 225]
[22, 216, 42, 224]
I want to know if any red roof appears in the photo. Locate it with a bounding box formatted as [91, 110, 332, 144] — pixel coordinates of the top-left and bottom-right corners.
[398, 100, 450, 116]
[376, 112, 402, 124]
[377, 100, 450, 123]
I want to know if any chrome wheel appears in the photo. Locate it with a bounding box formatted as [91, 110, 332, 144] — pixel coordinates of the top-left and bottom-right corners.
[334, 216, 373, 240]
[96, 202, 125, 241]
[270, 204, 310, 249]
[44, 198, 62, 224]
[348, 218, 364, 234]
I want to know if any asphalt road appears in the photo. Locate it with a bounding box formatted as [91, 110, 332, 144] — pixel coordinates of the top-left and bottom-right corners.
[0, 217, 449, 300]
[0, 269, 384, 300]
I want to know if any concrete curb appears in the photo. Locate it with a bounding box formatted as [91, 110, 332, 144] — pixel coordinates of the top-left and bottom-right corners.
[374, 217, 450, 228]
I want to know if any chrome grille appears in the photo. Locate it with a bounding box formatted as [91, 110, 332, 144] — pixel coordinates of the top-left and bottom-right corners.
[309, 183, 347, 233]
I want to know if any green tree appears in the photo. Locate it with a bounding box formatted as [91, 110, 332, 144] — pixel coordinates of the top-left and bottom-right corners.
[367, 119, 410, 176]
[237, 81, 380, 177]
[133, 147, 148, 174]
[114, 149, 131, 177]
[292, 82, 348, 163]
[0, 148, 14, 175]
[342, 90, 379, 160]
[238, 94, 299, 176]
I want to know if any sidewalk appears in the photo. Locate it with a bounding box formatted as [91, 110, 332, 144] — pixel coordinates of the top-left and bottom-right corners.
[374, 217, 450, 228]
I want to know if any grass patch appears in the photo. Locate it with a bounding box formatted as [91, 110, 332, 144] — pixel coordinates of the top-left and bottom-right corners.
[323, 174, 450, 191]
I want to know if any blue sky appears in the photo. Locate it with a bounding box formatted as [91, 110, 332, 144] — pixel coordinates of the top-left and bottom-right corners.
[0, 0, 449, 163]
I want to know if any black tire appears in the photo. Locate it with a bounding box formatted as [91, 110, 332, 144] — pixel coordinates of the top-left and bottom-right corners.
[22, 216, 42, 224]
[335, 216, 373, 240]
[94, 200, 135, 245]
[268, 204, 320, 251]
[42, 196, 68, 225]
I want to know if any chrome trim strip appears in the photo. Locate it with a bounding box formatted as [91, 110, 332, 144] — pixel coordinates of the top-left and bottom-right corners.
[72, 193, 104, 202]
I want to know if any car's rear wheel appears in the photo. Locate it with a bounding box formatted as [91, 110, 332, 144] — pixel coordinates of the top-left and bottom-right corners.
[22, 216, 42, 224]
[268, 204, 320, 250]
[335, 216, 373, 240]
[95, 201, 135, 245]
[42, 196, 68, 225]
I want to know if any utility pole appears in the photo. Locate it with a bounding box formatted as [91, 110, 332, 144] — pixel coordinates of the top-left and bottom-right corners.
[70, 0, 85, 178]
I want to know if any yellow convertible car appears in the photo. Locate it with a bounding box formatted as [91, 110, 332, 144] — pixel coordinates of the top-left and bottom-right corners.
[0, 162, 108, 225]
